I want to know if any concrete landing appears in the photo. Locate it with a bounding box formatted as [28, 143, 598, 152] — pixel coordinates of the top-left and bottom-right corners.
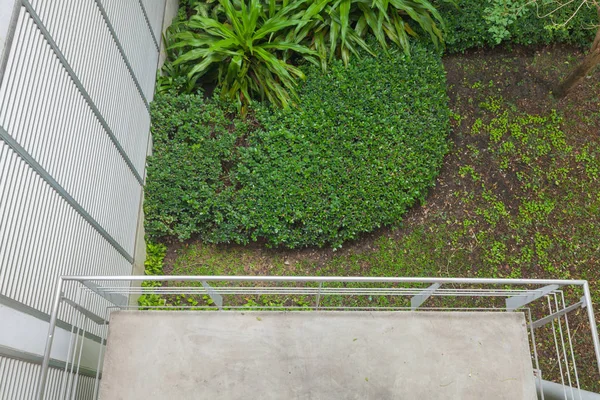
[99, 311, 537, 400]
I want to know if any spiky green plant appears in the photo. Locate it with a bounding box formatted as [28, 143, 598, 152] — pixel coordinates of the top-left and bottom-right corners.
[171, 0, 317, 114]
[156, 20, 193, 94]
[295, 0, 449, 68]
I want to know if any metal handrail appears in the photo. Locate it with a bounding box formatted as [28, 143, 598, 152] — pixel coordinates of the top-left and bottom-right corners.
[36, 275, 600, 399]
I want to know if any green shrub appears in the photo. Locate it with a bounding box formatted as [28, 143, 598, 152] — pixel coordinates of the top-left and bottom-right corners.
[437, 0, 598, 53]
[144, 93, 252, 240]
[146, 41, 450, 248]
[231, 43, 449, 247]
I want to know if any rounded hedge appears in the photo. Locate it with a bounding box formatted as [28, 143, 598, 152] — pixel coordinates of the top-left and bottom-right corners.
[145, 42, 450, 248]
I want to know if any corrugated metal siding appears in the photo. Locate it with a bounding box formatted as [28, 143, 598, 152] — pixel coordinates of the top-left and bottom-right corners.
[27, 0, 153, 175]
[0, 141, 132, 319]
[0, 357, 95, 400]
[101, 0, 160, 101]
[0, 0, 167, 396]
[141, 0, 166, 46]
[0, 7, 141, 254]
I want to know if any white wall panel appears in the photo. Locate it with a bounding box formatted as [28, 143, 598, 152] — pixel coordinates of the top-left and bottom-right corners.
[0, 0, 167, 396]
[0, 357, 96, 400]
[101, 0, 160, 101]
[0, 8, 141, 254]
[0, 142, 132, 317]
[141, 0, 166, 44]
[26, 0, 152, 175]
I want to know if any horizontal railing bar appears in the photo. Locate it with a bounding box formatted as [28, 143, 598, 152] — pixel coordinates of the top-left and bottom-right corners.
[89, 289, 550, 298]
[88, 286, 539, 291]
[103, 291, 532, 297]
[87, 287, 549, 293]
[0, 344, 101, 379]
[62, 297, 107, 325]
[90, 286, 538, 292]
[61, 275, 588, 286]
[117, 306, 513, 311]
[532, 299, 585, 329]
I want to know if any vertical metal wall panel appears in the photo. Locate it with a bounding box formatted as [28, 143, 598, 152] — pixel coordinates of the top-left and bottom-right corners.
[141, 0, 166, 45]
[0, 7, 140, 254]
[99, 0, 159, 101]
[0, 356, 39, 400]
[0, 357, 95, 400]
[0, 141, 132, 320]
[27, 0, 152, 175]
[0, 0, 167, 395]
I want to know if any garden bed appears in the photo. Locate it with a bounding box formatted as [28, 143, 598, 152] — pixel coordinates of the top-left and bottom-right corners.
[153, 44, 600, 390]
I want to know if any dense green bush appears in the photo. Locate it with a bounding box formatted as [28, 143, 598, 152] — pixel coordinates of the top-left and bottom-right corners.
[437, 0, 598, 53]
[145, 42, 449, 248]
[231, 43, 449, 247]
[144, 94, 250, 240]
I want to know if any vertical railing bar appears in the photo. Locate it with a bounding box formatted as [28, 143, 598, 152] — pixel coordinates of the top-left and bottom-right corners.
[526, 307, 544, 400]
[316, 282, 323, 310]
[553, 293, 574, 399]
[560, 292, 582, 400]
[65, 285, 86, 399]
[70, 290, 91, 400]
[583, 281, 600, 375]
[59, 291, 80, 398]
[92, 305, 110, 400]
[537, 369, 546, 400]
[548, 296, 568, 400]
[36, 277, 64, 400]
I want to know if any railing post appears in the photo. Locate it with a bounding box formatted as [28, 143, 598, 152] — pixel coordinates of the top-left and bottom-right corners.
[411, 283, 441, 310]
[315, 282, 323, 310]
[36, 277, 64, 400]
[584, 281, 600, 375]
[505, 285, 559, 311]
[201, 281, 223, 310]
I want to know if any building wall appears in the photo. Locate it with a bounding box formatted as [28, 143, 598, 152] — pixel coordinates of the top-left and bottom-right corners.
[0, 0, 169, 397]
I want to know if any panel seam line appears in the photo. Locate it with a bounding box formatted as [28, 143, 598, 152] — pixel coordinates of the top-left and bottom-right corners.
[0, 125, 134, 263]
[94, 0, 153, 107]
[137, 0, 160, 51]
[21, 0, 146, 185]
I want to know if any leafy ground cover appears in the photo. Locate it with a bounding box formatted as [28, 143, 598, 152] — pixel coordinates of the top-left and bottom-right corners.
[156, 45, 600, 389]
[436, 0, 597, 53]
